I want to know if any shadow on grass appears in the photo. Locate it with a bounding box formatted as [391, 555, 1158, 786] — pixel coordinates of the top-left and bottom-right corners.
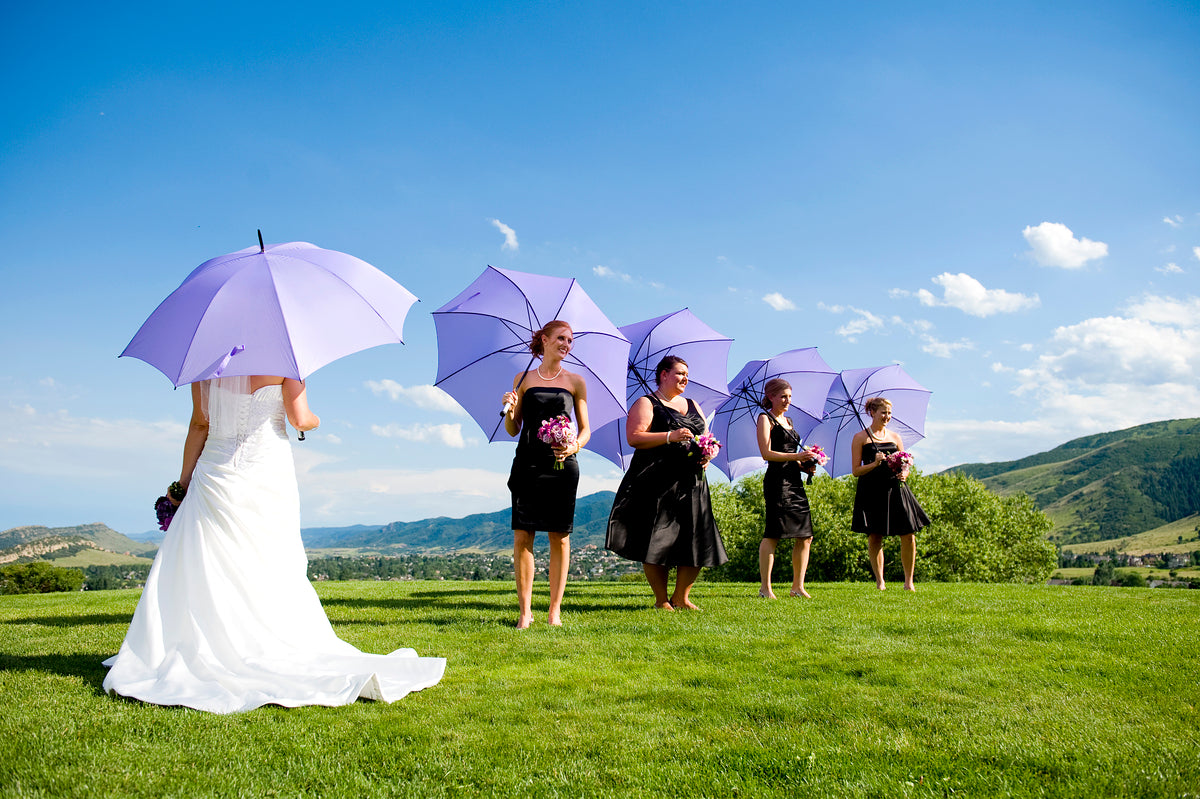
[0, 651, 110, 694]
[1, 613, 132, 627]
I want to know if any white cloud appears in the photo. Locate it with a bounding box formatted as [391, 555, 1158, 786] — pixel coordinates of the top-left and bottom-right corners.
[819, 303, 885, 340]
[919, 334, 975, 358]
[593, 265, 633, 282]
[898, 272, 1039, 317]
[763, 292, 796, 311]
[1022, 222, 1108, 269]
[1156, 262, 1184, 275]
[1164, 215, 1183, 228]
[364, 380, 465, 414]
[1194, 246, 1200, 262]
[489, 218, 519, 251]
[370, 422, 472, 449]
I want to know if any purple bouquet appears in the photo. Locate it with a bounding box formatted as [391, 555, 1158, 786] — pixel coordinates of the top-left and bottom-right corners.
[537, 414, 577, 470]
[688, 431, 721, 463]
[154, 495, 177, 531]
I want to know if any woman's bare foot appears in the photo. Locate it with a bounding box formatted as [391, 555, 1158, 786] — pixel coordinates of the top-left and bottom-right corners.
[758, 588, 777, 599]
[876, 581, 887, 591]
[673, 598, 701, 611]
[517, 613, 533, 629]
[548, 611, 563, 626]
[654, 601, 675, 611]
[789, 587, 811, 598]
[903, 583, 916, 592]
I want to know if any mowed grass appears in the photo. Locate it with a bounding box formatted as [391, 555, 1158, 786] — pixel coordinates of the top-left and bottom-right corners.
[2, 581, 1198, 798]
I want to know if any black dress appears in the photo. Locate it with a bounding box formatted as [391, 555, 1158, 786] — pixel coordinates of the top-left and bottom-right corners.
[605, 396, 728, 568]
[508, 387, 580, 533]
[851, 440, 930, 537]
[762, 414, 814, 540]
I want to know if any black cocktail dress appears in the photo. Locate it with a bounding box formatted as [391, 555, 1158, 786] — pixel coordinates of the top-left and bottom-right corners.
[508, 387, 579, 533]
[606, 396, 728, 567]
[851, 441, 930, 537]
[762, 414, 814, 540]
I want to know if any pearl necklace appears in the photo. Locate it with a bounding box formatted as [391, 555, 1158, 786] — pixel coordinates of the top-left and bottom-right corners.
[538, 363, 563, 381]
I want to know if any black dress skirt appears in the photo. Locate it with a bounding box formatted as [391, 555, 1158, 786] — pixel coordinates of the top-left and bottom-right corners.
[605, 396, 728, 568]
[762, 415, 814, 540]
[851, 441, 930, 537]
[508, 387, 579, 533]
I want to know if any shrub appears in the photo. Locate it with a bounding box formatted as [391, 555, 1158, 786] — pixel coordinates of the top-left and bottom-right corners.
[0, 562, 84, 594]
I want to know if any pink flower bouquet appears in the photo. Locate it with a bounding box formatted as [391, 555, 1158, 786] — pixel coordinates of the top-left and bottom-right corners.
[800, 445, 827, 482]
[537, 414, 577, 470]
[886, 450, 915, 481]
[688, 431, 721, 463]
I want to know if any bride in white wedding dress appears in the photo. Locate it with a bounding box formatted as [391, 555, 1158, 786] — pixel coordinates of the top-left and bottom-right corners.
[103, 375, 446, 713]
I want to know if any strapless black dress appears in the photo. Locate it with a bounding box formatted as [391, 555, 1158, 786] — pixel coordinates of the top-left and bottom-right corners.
[508, 387, 579, 533]
[762, 415, 813, 540]
[605, 396, 728, 568]
[851, 441, 930, 537]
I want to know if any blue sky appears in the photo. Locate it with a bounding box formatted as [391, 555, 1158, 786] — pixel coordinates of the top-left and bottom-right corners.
[2, 1, 1197, 536]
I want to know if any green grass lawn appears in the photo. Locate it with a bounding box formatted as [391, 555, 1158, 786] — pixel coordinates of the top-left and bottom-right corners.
[2, 581, 1198, 798]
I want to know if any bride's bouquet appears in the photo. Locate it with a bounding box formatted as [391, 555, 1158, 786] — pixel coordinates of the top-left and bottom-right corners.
[537, 414, 577, 470]
[800, 445, 828, 483]
[885, 450, 915, 482]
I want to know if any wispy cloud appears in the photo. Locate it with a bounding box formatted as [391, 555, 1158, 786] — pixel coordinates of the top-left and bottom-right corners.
[1022, 222, 1108, 269]
[893, 272, 1039, 317]
[371, 422, 472, 448]
[1194, 246, 1200, 262]
[763, 292, 796, 311]
[364, 381, 465, 415]
[818, 303, 884, 340]
[1164, 215, 1183, 228]
[1156, 262, 1184, 275]
[489, 218, 519, 251]
[593, 265, 633, 282]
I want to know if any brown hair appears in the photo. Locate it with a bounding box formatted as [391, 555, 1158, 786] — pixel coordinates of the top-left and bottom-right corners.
[529, 320, 572, 356]
[654, 355, 688, 386]
[761, 377, 792, 410]
[864, 396, 892, 414]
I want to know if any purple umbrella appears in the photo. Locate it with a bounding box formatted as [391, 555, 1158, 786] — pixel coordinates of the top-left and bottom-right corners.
[432, 266, 630, 442]
[121, 235, 418, 386]
[805, 364, 932, 478]
[586, 308, 733, 470]
[709, 348, 837, 481]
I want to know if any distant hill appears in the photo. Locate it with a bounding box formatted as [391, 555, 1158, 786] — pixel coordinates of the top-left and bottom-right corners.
[0, 523, 157, 565]
[947, 418, 1200, 546]
[302, 491, 617, 553]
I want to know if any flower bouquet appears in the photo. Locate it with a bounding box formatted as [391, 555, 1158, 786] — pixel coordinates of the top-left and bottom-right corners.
[688, 431, 721, 464]
[537, 414, 577, 470]
[154, 495, 177, 531]
[799, 445, 828, 483]
[885, 450, 915, 481]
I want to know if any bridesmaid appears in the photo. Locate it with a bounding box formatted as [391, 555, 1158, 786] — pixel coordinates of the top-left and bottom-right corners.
[850, 396, 930, 591]
[606, 355, 727, 610]
[756, 378, 819, 599]
[501, 320, 590, 628]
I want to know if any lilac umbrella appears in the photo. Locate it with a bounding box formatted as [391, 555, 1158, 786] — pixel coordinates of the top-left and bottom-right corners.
[586, 308, 733, 470]
[121, 236, 418, 386]
[805, 364, 932, 478]
[709, 348, 837, 481]
[432, 266, 630, 442]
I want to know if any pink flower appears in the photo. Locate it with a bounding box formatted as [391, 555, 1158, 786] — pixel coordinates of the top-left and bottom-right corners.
[537, 414, 577, 470]
[886, 450, 915, 481]
[807, 445, 828, 466]
[689, 432, 721, 463]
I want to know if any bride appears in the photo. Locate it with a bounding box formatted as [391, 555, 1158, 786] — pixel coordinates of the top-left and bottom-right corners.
[102, 375, 445, 713]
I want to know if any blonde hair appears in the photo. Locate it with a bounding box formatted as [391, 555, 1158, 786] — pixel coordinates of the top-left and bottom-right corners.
[864, 396, 892, 414]
[530, 320, 572, 356]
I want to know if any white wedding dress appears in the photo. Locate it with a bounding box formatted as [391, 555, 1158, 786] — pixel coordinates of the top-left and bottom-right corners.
[103, 381, 445, 713]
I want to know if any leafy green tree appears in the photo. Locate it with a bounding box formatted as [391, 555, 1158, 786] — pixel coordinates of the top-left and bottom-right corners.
[1115, 570, 1147, 588]
[0, 562, 84, 594]
[1092, 559, 1115, 586]
[708, 468, 1057, 583]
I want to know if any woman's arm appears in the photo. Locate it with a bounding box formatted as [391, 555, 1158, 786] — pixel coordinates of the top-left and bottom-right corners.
[502, 373, 524, 437]
[282, 378, 320, 432]
[178, 382, 210, 493]
[757, 414, 808, 462]
[569, 374, 590, 450]
[850, 430, 885, 477]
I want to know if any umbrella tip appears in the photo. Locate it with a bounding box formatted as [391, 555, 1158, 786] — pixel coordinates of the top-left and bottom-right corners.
[257, 229, 265, 252]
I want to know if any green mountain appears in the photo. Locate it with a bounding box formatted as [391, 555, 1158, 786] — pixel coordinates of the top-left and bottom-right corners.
[947, 418, 1200, 545]
[0, 523, 157, 564]
[302, 491, 617, 552]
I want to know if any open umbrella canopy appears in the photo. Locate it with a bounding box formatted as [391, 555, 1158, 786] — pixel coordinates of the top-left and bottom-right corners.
[709, 347, 837, 481]
[121, 239, 418, 386]
[805, 364, 932, 478]
[587, 308, 732, 470]
[432, 266, 630, 442]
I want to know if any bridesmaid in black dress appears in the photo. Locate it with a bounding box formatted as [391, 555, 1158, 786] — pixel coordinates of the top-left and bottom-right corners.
[756, 378, 819, 599]
[606, 355, 727, 610]
[501, 320, 590, 628]
[850, 396, 930, 591]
